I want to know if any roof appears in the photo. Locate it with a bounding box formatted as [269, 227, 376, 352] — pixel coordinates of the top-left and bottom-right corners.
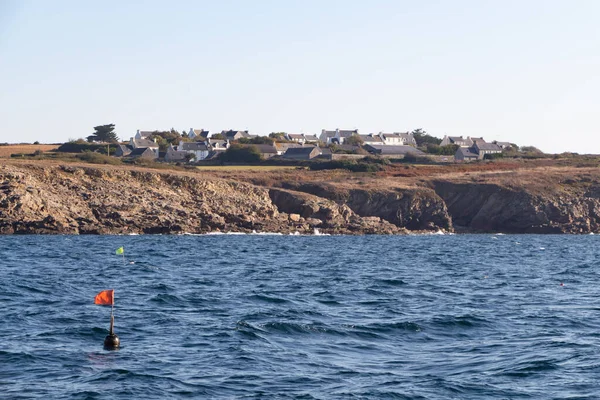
[495, 141, 511, 146]
[470, 137, 486, 144]
[180, 142, 209, 151]
[321, 130, 336, 137]
[287, 133, 304, 140]
[128, 147, 155, 157]
[250, 144, 277, 154]
[132, 138, 158, 148]
[365, 145, 425, 155]
[475, 142, 501, 151]
[275, 143, 303, 151]
[282, 146, 320, 159]
[303, 134, 319, 141]
[456, 147, 479, 158]
[137, 130, 154, 138]
[338, 129, 357, 137]
[359, 134, 384, 143]
[207, 139, 228, 147]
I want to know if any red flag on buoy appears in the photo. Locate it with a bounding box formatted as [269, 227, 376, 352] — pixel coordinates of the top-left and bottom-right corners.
[94, 289, 114, 306]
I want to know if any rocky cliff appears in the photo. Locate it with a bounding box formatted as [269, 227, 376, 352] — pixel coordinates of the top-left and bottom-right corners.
[1, 162, 599, 234]
[0, 164, 408, 235]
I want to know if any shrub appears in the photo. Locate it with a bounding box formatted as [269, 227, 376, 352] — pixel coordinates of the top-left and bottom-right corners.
[308, 159, 385, 172]
[219, 145, 262, 163]
[77, 152, 122, 165]
[57, 142, 116, 154]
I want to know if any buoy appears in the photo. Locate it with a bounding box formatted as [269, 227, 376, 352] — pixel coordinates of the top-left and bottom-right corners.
[94, 289, 120, 350]
[103, 312, 120, 349]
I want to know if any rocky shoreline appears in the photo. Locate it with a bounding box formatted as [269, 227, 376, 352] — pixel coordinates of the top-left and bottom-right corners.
[1, 162, 599, 235]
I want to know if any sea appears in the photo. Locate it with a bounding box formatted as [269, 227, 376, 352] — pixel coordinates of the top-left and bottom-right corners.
[2, 234, 600, 399]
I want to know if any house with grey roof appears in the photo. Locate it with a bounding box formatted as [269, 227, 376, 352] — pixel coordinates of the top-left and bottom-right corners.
[179, 141, 211, 161]
[493, 141, 512, 150]
[275, 142, 303, 155]
[114, 144, 133, 157]
[282, 146, 321, 160]
[364, 145, 425, 157]
[319, 130, 337, 144]
[188, 128, 209, 140]
[220, 130, 255, 141]
[320, 129, 359, 145]
[286, 133, 320, 144]
[358, 134, 385, 145]
[164, 144, 189, 162]
[455, 147, 480, 162]
[440, 136, 473, 147]
[126, 147, 157, 160]
[206, 139, 229, 150]
[129, 137, 159, 157]
[473, 142, 502, 158]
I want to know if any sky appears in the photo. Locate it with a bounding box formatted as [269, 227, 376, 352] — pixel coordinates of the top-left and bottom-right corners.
[0, 0, 598, 153]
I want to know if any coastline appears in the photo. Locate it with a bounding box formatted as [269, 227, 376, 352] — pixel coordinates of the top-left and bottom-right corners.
[1, 160, 600, 235]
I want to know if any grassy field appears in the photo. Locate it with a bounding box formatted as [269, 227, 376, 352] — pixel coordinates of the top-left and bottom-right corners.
[0, 144, 59, 158]
[195, 165, 301, 171]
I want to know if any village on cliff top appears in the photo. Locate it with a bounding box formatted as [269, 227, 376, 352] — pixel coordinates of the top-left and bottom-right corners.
[89, 126, 521, 164]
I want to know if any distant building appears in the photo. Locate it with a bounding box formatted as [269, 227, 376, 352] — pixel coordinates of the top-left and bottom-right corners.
[440, 136, 473, 147]
[220, 130, 255, 141]
[282, 146, 321, 160]
[364, 145, 424, 157]
[134, 130, 154, 140]
[285, 133, 320, 144]
[126, 147, 157, 160]
[179, 142, 211, 161]
[188, 128, 209, 140]
[164, 144, 189, 162]
[494, 141, 512, 150]
[114, 144, 132, 157]
[319, 129, 359, 145]
[455, 147, 479, 162]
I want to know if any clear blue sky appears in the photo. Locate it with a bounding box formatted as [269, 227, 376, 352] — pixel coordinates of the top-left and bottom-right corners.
[1, 0, 598, 153]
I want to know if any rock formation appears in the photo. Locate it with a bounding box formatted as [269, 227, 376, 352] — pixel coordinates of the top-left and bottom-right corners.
[1, 162, 599, 234]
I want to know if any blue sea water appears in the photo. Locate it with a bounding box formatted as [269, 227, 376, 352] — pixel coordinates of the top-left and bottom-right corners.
[2, 234, 600, 399]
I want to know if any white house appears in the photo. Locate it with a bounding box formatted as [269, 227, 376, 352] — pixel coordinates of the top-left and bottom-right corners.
[178, 142, 210, 161]
[319, 129, 359, 145]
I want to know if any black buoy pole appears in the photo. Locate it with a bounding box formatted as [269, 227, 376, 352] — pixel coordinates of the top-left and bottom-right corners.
[103, 306, 120, 349]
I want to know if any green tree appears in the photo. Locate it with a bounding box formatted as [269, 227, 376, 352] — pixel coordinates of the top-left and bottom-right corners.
[411, 128, 441, 147]
[219, 144, 262, 163]
[238, 136, 274, 145]
[87, 124, 119, 143]
[344, 135, 364, 146]
[268, 132, 287, 140]
[211, 133, 225, 140]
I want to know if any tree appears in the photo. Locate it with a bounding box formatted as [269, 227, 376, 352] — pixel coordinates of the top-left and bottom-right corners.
[426, 143, 459, 155]
[411, 128, 441, 147]
[344, 135, 364, 146]
[87, 124, 119, 143]
[184, 153, 196, 163]
[211, 133, 225, 140]
[269, 132, 287, 140]
[219, 144, 262, 163]
[238, 136, 274, 145]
